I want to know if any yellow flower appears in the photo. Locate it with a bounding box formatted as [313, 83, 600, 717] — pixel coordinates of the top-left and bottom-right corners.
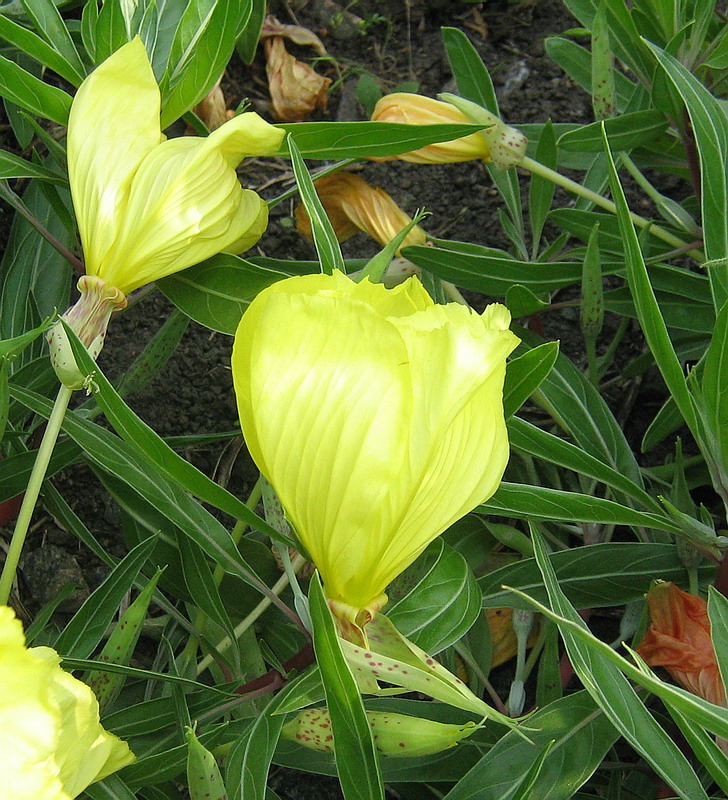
[0, 606, 134, 799]
[370, 93, 527, 169]
[294, 172, 427, 254]
[232, 271, 519, 624]
[66, 37, 285, 295]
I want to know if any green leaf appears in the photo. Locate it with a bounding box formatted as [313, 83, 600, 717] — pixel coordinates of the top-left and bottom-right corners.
[405, 244, 595, 296]
[521, 530, 712, 800]
[160, 0, 250, 127]
[0, 149, 67, 184]
[158, 256, 287, 334]
[507, 416, 662, 512]
[479, 542, 711, 610]
[225, 671, 317, 800]
[85, 774, 140, 800]
[0, 54, 71, 123]
[443, 692, 617, 800]
[19, 0, 85, 80]
[482, 482, 681, 534]
[557, 111, 668, 152]
[235, 0, 264, 64]
[287, 135, 344, 276]
[309, 573, 384, 800]
[387, 539, 481, 655]
[10, 385, 279, 595]
[707, 586, 728, 701]
[59, 320, 288, 545]
[528, 119, 557, 257]
[276, 121, 487, 161]
[645, 41, 728, 308]
[0, 13, 84, 85]
[0, 315, 54, 359]
[94, 0, 129, 63]
[518, 327, 644, 487]
[602, 125, 701, 442]
[53, 536, 157, 658]
[503, 341, 558, 418]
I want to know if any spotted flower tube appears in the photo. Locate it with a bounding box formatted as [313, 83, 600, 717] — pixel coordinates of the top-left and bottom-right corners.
[0, 606, 134, 798]
[231, 270, 519, 634]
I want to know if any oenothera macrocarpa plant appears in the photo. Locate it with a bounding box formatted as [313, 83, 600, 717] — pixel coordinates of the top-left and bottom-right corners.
[1, 0, 728, 798]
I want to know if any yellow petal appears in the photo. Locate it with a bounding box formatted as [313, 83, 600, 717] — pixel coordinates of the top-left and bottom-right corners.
[233, 276, 413, 609]
[67, 37, 163, 277]
[370, 93, 491, 163]
[95, 126, 273, 292]
[232, 273, 519, 613]
[0, 607, 134, 799]
[201, 111, 285, 165]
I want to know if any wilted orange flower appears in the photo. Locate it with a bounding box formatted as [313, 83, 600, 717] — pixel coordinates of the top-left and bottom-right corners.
[294, 172, 427, 253]
[637, 582, 726, 707]
[264, 36, 331, 122]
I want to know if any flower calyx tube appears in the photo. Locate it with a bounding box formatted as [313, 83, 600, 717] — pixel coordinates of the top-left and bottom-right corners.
[282, 706, 478, 757]
[46, 275, 127, 390]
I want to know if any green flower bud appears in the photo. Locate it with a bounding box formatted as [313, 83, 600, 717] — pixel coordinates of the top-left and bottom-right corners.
[282, 707, 477, 758]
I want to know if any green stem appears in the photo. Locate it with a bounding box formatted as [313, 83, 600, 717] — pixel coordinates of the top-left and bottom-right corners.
[196, 553, 306, 676]
[180, 480, 264, 665]
[519, 155, 702, 260]
[0, 384, 73, 605]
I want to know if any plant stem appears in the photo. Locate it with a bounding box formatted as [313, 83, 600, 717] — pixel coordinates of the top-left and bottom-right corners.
[196, 553, 306, 676]
[0, 384, 73, 605]
[518, 156, 702, 260]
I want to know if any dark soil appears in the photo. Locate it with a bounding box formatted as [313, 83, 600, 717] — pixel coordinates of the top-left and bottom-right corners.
[5, 1, 610, 797]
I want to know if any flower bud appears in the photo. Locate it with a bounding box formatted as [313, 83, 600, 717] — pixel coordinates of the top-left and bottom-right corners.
[295, 172, 427, 254]
[282, 707, 476, 757]
[369, 92, 527, 169]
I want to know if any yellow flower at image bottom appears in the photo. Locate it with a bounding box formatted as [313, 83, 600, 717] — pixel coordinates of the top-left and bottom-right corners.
[0, 606, 134, 799]
[232, 271, 519, 626]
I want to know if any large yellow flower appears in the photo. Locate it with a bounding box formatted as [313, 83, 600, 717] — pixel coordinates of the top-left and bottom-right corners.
[0, 606, 134, 799]
[66, 37, 285, 295]
[232, 271, 519, 622]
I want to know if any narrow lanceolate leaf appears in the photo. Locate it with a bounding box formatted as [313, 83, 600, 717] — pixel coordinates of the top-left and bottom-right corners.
[0, 150, 67, 183]
[309, 573, 385, 800]
[0, 55, 71, 124]
[479, 542, 714, 610]
[482, 482, 680, 534]
[601, 130, 700, 442]
[87, 569, 164, 713]
[60, 320, 289, 546]
[225, 669, 317, 800]
[503, 341, 559, 418]
[507, 417, 661, 513]
[443, 691, 617, 800]
[645, 41, 728, 309]
[707, 586, 728, 700]
[0, 13, 84, 85]
[53, 537, 157, 659]
[699, 299, 728, 489]
[277, 121, 487, 161]
[288, 136, 344, 276]
[157, 256, 288, 335]
[386, 538, 481, 655]
[512, 531, 724, 799]
[19, 0, 86, 80]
